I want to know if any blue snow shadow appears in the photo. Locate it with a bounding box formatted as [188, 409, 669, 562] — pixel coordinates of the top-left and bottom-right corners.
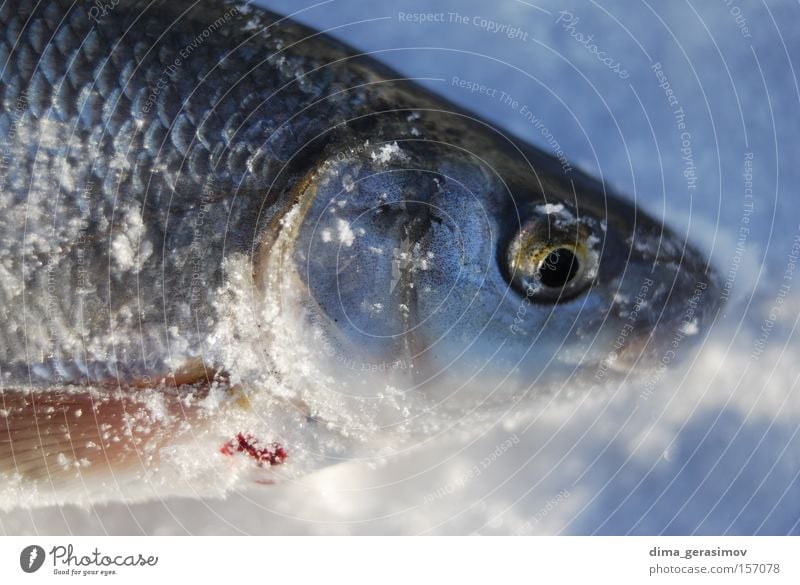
[573, 408, 800, 535]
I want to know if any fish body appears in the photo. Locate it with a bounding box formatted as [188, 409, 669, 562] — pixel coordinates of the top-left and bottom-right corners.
[0, 0, 716, 508]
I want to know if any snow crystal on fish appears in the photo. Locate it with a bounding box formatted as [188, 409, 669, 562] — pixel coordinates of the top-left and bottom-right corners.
[371, 142, 406, 164]
[337, 219, 355, 246]
[538, 203, 564, 215]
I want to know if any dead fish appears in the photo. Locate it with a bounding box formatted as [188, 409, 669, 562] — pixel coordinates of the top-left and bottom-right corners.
[0, 0, 717, 508]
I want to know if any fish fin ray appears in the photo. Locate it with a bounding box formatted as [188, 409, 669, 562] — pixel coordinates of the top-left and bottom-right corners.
[0, 387, 188, 497]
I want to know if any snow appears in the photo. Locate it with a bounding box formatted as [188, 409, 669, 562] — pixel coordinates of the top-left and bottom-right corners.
[371, 141, 406, 163]
[110, 205, 150, 272]
[336, 218, 355, 246]
[680, 319, 699, 337]
[537, 203, 564, 215]
[1, 0, 798, 535]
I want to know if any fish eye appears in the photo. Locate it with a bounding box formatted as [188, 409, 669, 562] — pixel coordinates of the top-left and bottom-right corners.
[538, 247, 579, 287]
[506, 213, 600, 302]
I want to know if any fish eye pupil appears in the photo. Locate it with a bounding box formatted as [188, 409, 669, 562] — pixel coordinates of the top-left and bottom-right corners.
[538, 248, 579, 288]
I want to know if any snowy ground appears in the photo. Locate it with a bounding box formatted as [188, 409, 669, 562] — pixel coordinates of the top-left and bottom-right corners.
[2, 0, 799, 534]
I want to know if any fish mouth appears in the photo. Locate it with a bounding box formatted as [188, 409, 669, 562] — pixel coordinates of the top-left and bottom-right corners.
[601, 239, 720, 374]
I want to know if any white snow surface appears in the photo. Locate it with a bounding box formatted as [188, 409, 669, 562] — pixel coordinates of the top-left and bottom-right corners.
[1, 0, 799, 534]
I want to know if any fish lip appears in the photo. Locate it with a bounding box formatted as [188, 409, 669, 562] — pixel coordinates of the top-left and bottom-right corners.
[605, 259, 720, 373]
[577, 213, 720, 377]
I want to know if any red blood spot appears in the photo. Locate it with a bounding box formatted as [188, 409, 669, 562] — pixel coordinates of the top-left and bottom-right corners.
[220, 433, 287, 466]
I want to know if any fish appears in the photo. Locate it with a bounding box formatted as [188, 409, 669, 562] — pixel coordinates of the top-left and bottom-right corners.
[0, 0, 718, 509]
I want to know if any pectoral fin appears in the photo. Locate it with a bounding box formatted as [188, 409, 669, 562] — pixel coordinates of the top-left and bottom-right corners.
[0, 364, 221, 508]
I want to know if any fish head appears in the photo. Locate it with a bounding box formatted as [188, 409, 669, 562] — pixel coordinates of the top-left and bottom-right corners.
[254, 124, 718, 430]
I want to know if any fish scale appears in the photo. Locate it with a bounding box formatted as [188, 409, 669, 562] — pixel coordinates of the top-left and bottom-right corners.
[0, 0, 376, 384]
